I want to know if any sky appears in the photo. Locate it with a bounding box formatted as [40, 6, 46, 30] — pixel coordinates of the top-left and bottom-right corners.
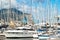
[0, 0, 60, 24]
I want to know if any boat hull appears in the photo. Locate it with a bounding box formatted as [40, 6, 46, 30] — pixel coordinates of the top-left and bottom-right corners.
[3, 30, 38, 38]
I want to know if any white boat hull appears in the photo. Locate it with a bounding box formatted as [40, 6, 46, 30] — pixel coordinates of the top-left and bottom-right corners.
[3, 30, 38, 38]
[4, 34, 33, 38]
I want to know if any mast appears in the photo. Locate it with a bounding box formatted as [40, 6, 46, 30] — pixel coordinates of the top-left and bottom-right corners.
[10, 0, 11, 21]
[7, 0, 9, 23]
[9, 0, 14, 28]
[32, 0, 36, 24]
[31, 0, 33, 24]
[16, 3, 19, 27]
[16, 4, 18, 24]
[22, 0, 25, 26]
[50, 1, 53, 26]
[39, 1, 43, 25]
[47, 0, 50, 24]
[0, 0, 4, 24]
[8, 0, 11, 23]
[0, 0, 2, 24]
[30, 0, 32, 25]
[3, 2, 5, 24]
[45, 0, 51, 34]
[41, 3, 44, 23]
[54, 0, 58, 38]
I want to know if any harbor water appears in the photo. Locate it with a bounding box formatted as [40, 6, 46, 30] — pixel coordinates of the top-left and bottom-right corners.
[5, 38, 39, 40]
[5, 38, 60, 40]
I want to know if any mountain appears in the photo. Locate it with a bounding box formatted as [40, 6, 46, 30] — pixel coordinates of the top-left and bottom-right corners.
[0, 8, 29, 22]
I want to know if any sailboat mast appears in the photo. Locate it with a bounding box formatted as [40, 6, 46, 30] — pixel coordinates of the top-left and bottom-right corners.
[50, 1, 53, 25]
[7, 0, 11, 25]
[39, 2, 42, 24]
[8, 0, 11, 22]
[46, 0, 50, 24]
[47, 0, 49, 24]
[16, 5, 18, 23]
[10, 0, 11, 21]
[54, 0, 58, 38]
[16, 3, 18, 22]
[22, 0, 25, 26]
[2, 0, 6, 24]
[0, 0, 2, 23]
[16, 3, 19, 26]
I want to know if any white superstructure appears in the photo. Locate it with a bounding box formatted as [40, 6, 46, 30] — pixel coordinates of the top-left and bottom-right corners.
[3, 27, 38, 38]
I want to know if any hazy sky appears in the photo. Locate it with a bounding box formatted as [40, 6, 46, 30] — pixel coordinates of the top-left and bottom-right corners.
[16, 0, 60, 23]
[0, 0, 60, 23]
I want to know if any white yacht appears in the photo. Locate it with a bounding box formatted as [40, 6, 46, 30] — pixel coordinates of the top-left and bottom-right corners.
[3, 27, 38, 38]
